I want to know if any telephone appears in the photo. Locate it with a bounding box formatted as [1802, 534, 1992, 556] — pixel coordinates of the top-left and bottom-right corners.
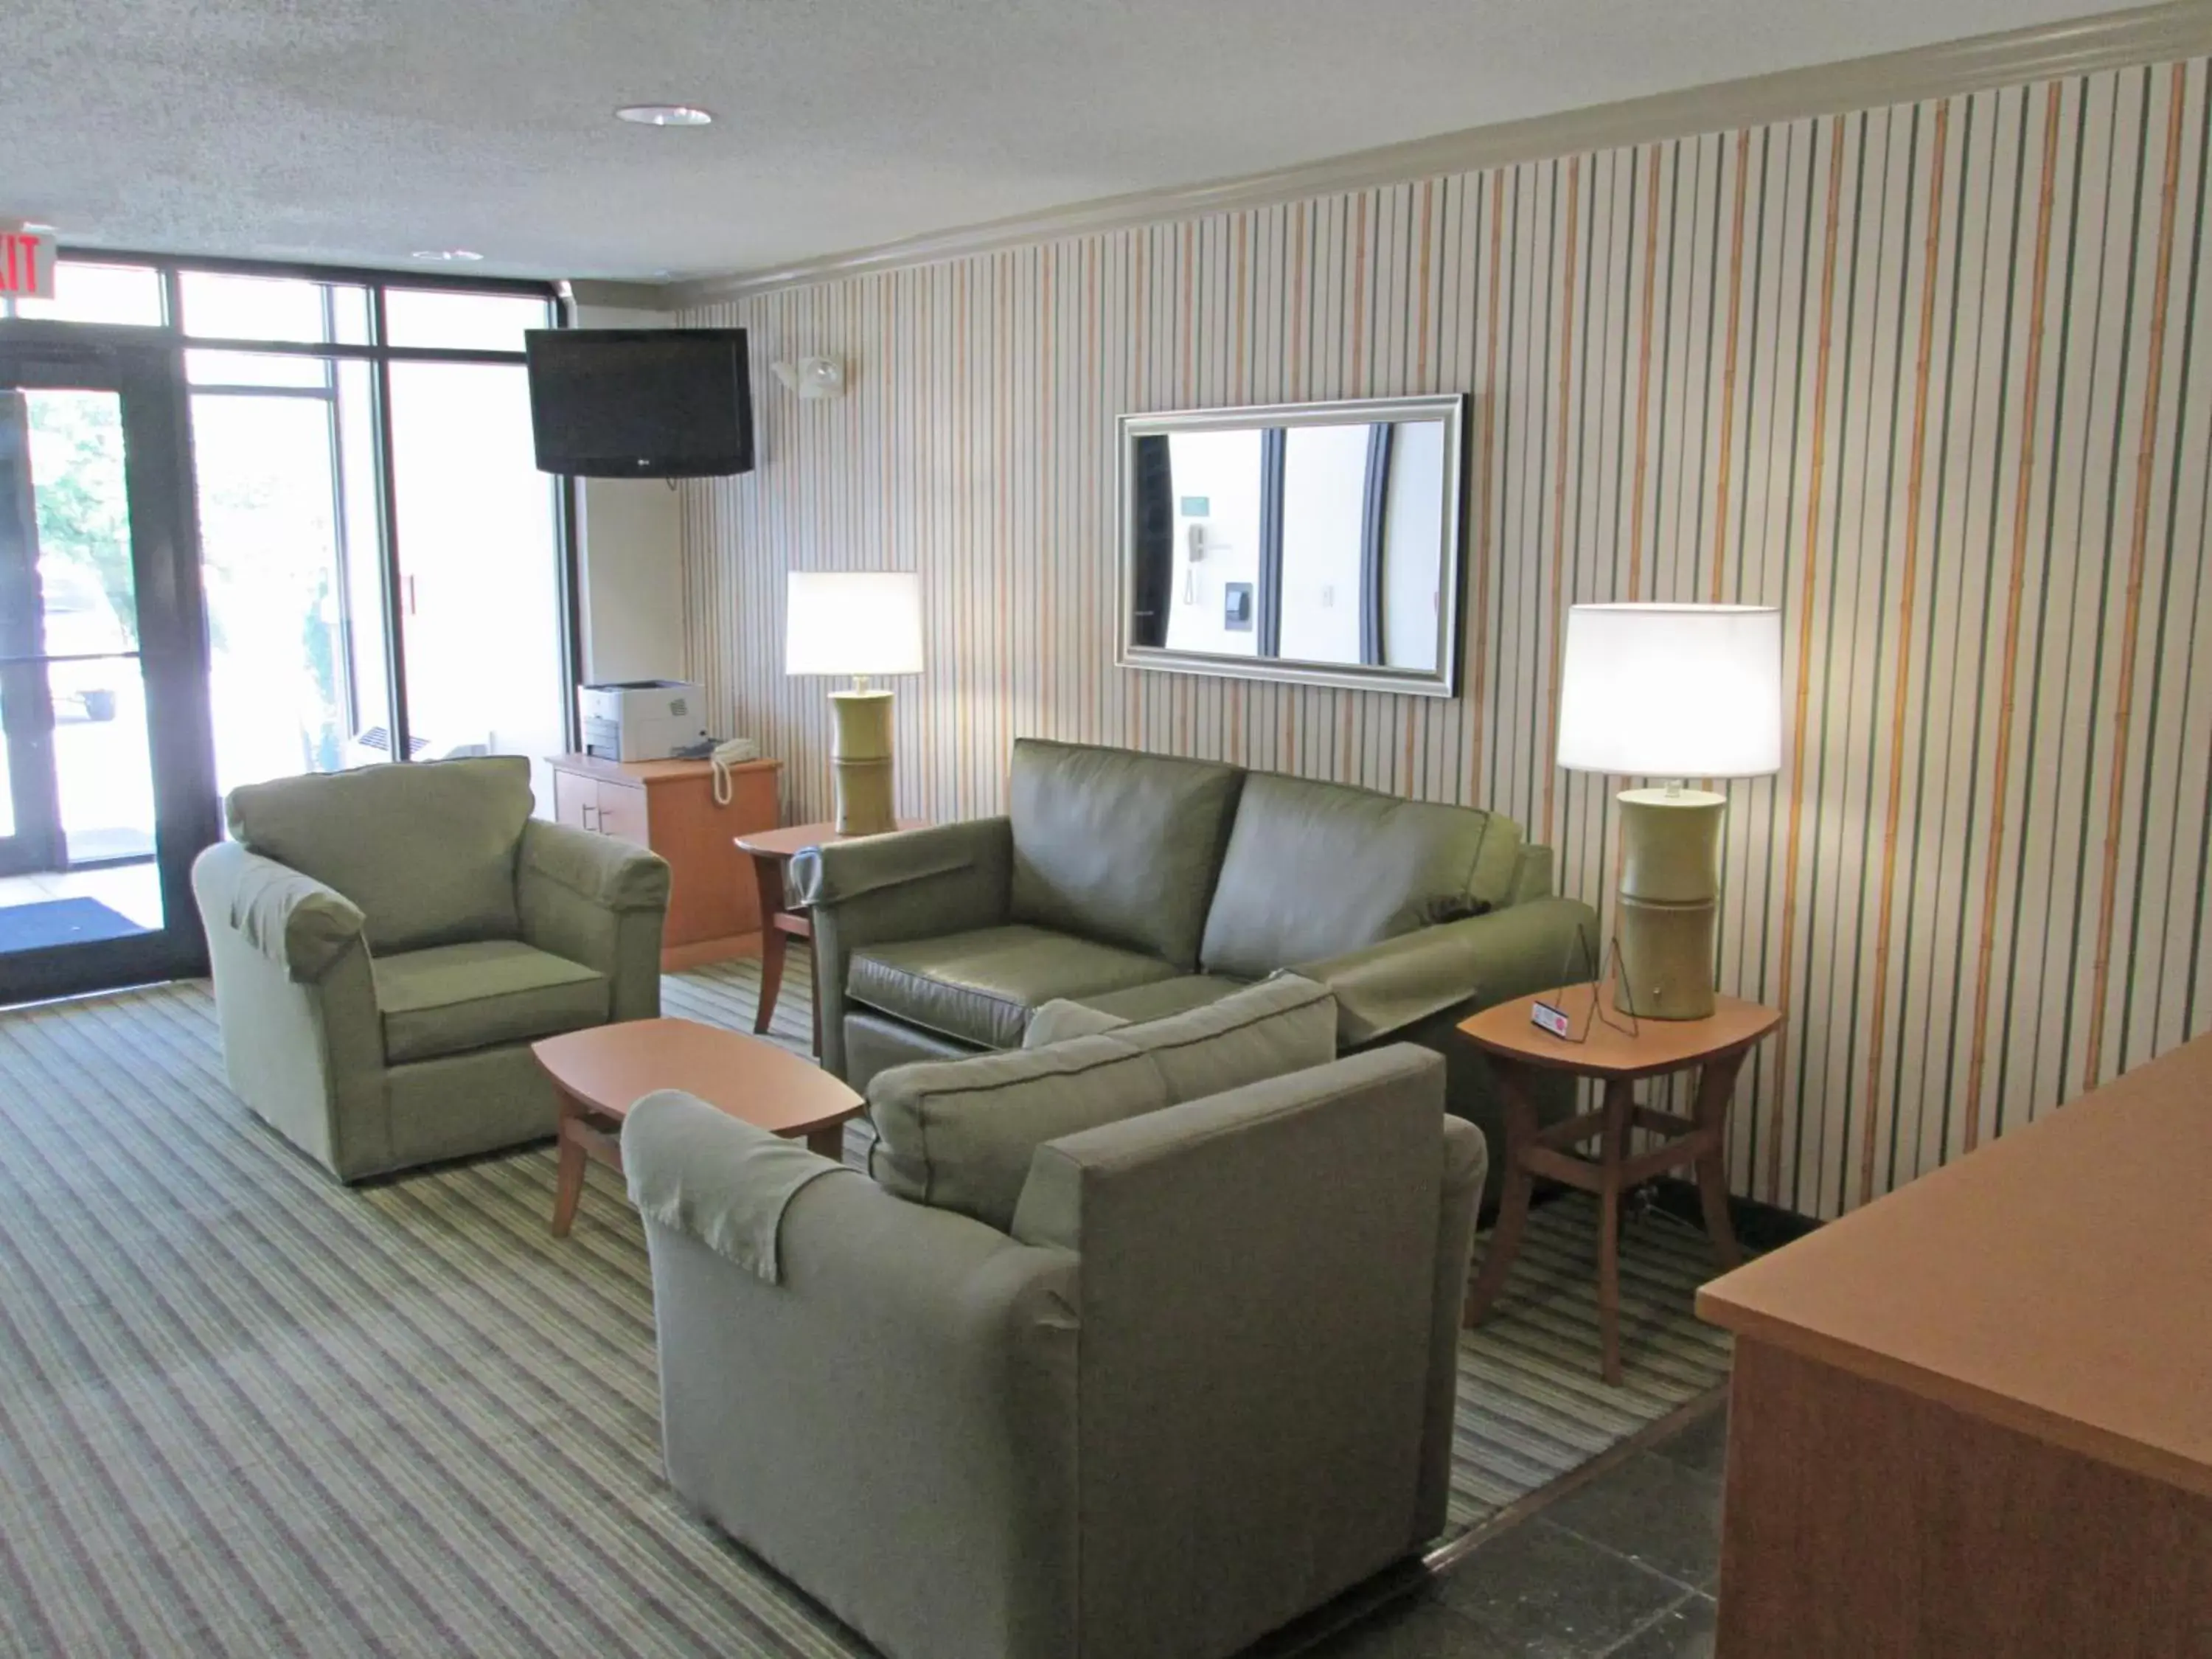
[710, 737, 760, 805]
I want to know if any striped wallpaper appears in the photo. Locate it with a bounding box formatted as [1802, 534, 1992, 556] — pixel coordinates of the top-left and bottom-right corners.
[681, 56, 2212, 1220]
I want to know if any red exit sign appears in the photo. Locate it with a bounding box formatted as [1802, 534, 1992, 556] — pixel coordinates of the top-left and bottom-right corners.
[1, 228, 56, 299]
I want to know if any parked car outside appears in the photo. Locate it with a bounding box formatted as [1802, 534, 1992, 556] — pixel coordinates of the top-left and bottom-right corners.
[39, 560, 129, 722]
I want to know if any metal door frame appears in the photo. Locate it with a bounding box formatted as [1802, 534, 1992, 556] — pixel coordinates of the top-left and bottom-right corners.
[0, 330, 220, 1002]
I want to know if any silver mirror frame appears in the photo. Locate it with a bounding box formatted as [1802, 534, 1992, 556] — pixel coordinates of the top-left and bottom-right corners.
[1114, 393, 1469, 699]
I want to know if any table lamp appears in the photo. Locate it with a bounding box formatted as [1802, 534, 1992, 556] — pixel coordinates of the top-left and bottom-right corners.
[785, 571, 924, 835]
[1556, 603, 1782, 1020]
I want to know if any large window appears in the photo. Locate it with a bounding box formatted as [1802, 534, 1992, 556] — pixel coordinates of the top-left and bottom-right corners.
[2, 257, 569, 810]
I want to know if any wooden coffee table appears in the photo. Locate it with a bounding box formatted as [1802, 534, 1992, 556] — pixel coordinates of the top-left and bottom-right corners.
[1458, 984, 1781, 1383]
[533, 1017, 866, 1237]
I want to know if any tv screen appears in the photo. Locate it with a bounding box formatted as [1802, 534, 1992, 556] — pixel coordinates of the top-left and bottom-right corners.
[524, 328, 755, 478]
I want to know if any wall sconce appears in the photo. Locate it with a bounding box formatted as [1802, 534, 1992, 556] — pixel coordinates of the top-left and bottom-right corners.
[771, 355, 847, 399]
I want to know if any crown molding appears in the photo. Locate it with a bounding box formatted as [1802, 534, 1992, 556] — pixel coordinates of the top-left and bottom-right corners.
[661, 1, 2211, 310]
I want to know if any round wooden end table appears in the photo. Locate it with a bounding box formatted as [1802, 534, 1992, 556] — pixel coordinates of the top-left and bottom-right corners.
[532, 1017, 866, 1237]
[1458, 984, 1782, 1384]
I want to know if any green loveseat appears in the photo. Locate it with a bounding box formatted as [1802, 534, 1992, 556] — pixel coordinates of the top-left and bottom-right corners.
[191, 756, 670, 1182]
[796, 737, 1596, 1173]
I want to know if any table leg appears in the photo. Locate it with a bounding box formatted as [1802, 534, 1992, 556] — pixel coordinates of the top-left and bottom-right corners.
[1462, 1062, 1541, 1327]
[806, 1123, 846, 1164]
[552, 1090, 587, 1239]
[1597, 1076, 1635, 1385]
[1690, 1049, 1748, 1272]
[751, 853, 789, 1036]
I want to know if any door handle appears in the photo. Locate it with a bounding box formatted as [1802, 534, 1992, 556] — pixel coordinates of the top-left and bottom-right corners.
[580, 802, 598, 830]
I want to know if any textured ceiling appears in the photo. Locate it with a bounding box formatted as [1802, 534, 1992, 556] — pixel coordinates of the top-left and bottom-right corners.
[0, 0, 2145, 284]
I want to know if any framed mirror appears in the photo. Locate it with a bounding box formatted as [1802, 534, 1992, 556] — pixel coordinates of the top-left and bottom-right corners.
[1116, 394, 1467, 698]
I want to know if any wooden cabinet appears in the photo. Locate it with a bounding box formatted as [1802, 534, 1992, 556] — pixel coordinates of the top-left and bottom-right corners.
[552, 768, 599, 835]
[1697, 1031, 2212, 1656]
[546, 753, 783, 970]
[593, 778, 650, 846]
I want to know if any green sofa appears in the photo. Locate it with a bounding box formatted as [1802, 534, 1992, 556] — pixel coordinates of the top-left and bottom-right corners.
[630, 1005, 1484, 1659]
[796, 737, 1596, 1176]
[190, 755, 670, 1182]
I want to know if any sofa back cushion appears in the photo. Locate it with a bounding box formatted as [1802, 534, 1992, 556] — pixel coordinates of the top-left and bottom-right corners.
[1007, 738, 1245, 970]
[869, 973, 1337, 1232]
[226, 756, 534, 956]
[1200, 773, 1523, 979]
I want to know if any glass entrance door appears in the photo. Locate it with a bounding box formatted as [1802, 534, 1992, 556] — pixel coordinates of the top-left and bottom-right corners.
[0, 341, 219, 1000]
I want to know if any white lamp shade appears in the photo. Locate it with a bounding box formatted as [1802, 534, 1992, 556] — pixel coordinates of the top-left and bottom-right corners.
[785, 571, 925, 677]
[1556, 603, 1783, 778]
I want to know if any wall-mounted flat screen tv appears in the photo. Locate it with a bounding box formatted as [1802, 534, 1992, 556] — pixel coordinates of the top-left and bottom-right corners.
[524, 327, 755, 478]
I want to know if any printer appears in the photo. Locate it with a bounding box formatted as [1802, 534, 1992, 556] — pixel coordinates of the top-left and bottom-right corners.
[577, 681, 708, 762]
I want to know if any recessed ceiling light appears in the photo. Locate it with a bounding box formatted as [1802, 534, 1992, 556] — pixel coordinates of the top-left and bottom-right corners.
[616, 104, 714, 127]
[410, 248, 484, 262]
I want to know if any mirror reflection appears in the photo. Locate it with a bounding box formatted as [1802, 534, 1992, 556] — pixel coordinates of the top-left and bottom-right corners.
[1121, 395, 1464, 698]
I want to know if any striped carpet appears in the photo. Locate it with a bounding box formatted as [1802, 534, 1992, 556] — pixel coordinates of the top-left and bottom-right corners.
[0, 957, 1731, 1656]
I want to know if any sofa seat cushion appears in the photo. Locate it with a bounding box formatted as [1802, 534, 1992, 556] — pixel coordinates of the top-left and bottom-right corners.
[226, 755, 535, 955]
[846, 925, 1179, 1051]
[373, 939, 610, 1065]
[867, 973, 1338, 1231]
[1007, 738, 1245, 970]
[1200, 773, 1525, 979]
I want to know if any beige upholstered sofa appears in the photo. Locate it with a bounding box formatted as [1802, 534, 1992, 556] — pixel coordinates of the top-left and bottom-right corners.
[627, 975, 1485, 1659]
[191, 756, 669, 1181]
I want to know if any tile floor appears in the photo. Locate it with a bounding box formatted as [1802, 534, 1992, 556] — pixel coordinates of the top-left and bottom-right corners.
[1298, 1402, 1728, 1659]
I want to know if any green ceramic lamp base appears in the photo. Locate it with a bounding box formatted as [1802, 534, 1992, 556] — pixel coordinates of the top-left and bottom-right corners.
[1613, 786, 1726, 1020]
[830, 686, 897, 836]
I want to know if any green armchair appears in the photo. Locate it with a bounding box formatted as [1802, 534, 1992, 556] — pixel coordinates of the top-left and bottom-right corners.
[797, 738, 1596, 1182]
[191, 756, 669, 1182]
[631, 1041, 1484, 1659]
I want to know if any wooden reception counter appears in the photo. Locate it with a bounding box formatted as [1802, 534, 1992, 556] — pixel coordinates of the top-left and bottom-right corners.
[1697, 1031, 2212, 1658]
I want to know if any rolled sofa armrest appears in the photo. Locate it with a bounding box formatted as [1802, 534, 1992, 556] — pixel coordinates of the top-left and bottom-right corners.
[518, 818, 672, 911]
[192, 839, 389, 1180]
[797, 818, 1016, 1082]
[518, 820, 670, 1022]
[625, 1096, 1082, 1658]
[792, 816, 1014, 921]
[1295, 895, 1601, 1046]
[626, 1082, 1074, 1341]
[622, 1092, 860, 1282]
[189, 840, 366, 983]
[1508, 844, 1556, 905]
